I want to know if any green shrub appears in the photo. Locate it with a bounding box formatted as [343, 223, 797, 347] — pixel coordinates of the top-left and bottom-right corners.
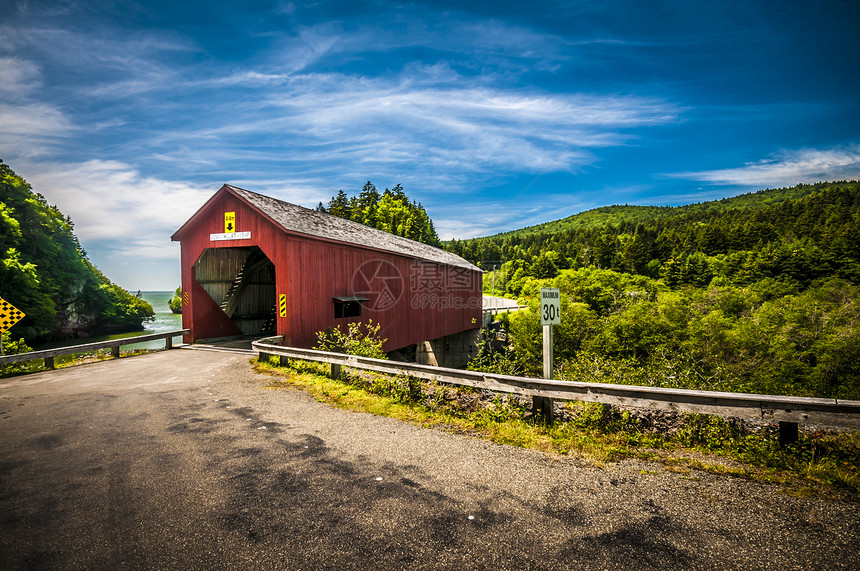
[1, 332, 32, 376]
[315, 319, 387, 359]
[168, 287, 182, 314]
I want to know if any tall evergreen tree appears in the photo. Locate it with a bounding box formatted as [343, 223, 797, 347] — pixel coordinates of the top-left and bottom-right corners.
[321, 181, 441, 247]
[328, 190, 350, 218]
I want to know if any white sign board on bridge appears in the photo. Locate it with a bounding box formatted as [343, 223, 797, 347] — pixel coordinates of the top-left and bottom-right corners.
[210, 231, 251, 241]
[540, 288, 561, 325]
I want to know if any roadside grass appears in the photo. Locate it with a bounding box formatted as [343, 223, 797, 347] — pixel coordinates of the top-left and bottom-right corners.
[253, 357, 860, 500]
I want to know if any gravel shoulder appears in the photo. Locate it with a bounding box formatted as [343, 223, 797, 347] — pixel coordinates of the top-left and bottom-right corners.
[1, 349, 858, 569]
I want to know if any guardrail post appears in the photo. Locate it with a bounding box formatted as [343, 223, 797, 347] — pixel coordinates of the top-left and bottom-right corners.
[45, 357, 54, 370]
[279, 355, 289, 367]
[533, 395, 554, 425]
[165, 336, 173, 350]
[534, 323, 555, 426]
[111, 346, 120, 358]
[778, 421, 799, 446]
[331, 363, 341, 380]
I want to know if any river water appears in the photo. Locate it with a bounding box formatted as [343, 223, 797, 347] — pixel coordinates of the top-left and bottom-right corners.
[33, 291, 184, 352]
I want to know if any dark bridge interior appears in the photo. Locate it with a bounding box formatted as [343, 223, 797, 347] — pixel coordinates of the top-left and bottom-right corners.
[193, 246, 276, 336]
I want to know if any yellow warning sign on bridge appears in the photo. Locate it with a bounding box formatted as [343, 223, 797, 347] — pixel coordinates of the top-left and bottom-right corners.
[183, 291, 189, 306]
[0, 297, 25, 333]
[279, 294, 287, 317]
[224, 211, 236, 233]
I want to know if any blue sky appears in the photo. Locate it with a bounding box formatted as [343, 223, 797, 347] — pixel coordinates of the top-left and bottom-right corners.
[2, 0, 859, 290]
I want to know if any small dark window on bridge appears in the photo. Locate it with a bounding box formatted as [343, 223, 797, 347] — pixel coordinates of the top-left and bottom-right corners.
[333, 296, 368, 319]
[334, 301, 361, 318]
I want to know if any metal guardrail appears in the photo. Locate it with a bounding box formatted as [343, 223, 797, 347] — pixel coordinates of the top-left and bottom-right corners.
[482, 305, 528, 315]
[0, 329, 191, 370]
[253, 336, 860, 429]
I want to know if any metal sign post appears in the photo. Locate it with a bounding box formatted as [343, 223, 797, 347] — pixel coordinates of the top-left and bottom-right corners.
[536, 288, 561, 424]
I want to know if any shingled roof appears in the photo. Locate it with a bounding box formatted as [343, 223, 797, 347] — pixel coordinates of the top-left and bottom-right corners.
[224, 185, 480, 272]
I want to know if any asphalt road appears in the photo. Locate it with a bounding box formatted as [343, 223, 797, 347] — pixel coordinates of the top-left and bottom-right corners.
[1, 348, 858, 570]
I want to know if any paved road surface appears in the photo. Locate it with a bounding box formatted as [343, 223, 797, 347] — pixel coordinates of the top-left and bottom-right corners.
[1, 349, 858, 569]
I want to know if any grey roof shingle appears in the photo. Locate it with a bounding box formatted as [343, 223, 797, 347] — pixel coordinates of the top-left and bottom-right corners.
[228, 185, 480, 272]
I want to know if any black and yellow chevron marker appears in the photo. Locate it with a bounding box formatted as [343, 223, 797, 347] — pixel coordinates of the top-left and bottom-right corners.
[0, 298, 25, 333]
[279, 294, 287, 317]
[183, 291, 189, 306]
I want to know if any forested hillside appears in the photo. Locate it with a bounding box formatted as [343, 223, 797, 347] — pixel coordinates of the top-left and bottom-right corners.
[448, 181, 860, 293]
[488, 183, 816, 239]
[461, 182, 860, 400]
[0, 160, 153, 341]
[316, 181, 441, 247]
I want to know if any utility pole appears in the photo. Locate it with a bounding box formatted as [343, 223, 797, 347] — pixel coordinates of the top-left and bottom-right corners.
[492, 265, 497, 296]
[480, 260, 502, 297]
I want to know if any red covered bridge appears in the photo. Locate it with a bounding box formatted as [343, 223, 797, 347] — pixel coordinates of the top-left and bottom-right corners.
[171, 185, 482, 364]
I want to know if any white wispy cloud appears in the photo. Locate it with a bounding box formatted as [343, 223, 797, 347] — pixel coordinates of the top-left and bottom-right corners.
[0, 56, 41, 96]
[257, 77, 678, 176]
[21, 160, 212, 250]
[85, 65, 678, 196]
[0, 101, 75, 160]
[433, 201, 529, 240]
[431, 187, 616, 239]
[0, 56, 74, 157]
[0, 22, 196, 103]
[266, 14, 569, 75]
[1, 16, 679, 186]
[0, 102, 72, 137]
[8, 157, 335, 289]
[673, 145, 860, 187]
[2, 25, 195, 70]
[18, 159, 338, 249]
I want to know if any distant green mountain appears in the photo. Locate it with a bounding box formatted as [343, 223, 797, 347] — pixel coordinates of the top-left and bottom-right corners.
[490, 205, 677, 238]
[488, 183, 818, 239]
[445, 180, 860, 292]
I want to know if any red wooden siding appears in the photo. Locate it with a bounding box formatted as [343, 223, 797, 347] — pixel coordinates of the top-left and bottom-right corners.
[284, 235, 481, 350]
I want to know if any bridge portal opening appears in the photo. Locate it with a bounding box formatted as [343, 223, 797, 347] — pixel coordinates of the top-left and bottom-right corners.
[193, 246, 276, 336]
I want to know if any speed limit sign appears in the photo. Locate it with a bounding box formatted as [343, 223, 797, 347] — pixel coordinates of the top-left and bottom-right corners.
[540, 288, 561, 325]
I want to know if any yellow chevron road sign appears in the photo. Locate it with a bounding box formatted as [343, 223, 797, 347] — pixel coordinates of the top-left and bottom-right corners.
[0, 297, 25, 333]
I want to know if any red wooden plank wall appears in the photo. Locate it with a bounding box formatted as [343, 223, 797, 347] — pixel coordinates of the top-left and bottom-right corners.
[285, 236, 481, 351]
